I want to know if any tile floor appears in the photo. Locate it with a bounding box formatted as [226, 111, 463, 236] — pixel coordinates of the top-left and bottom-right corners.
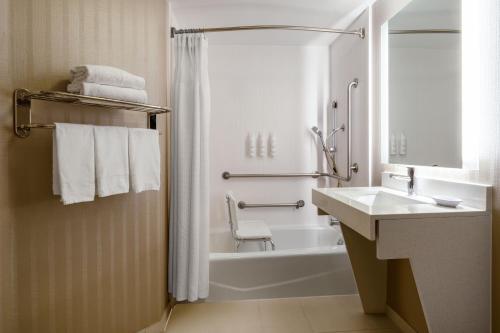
[165, 294, 401, 333]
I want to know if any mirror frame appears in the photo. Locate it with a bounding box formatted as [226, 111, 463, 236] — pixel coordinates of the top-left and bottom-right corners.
[375, 0, 479, 172]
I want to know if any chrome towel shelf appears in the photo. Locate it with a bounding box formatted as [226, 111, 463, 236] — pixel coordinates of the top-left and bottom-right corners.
[13, 89, 171, 138]
[238, 200, 305, 209]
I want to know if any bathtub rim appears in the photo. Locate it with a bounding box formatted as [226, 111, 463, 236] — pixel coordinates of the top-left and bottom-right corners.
[210, 245, 347, 260]
[211, 223, 334, 235]
[210, 223, 344, 259]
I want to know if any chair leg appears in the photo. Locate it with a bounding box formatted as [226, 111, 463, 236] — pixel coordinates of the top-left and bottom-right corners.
[235, 240, 241, 252]
[263, 240, 268, 251]
[270, 239, 276, 251]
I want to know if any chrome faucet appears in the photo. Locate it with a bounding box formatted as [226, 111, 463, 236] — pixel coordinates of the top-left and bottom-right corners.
[389, 167, 415, 195]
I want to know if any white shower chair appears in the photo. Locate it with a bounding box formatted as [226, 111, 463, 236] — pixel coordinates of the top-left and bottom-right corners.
[225, 192, 276, 252]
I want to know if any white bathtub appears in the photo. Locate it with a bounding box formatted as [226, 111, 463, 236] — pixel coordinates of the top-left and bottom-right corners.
[207, 225, 357, 301]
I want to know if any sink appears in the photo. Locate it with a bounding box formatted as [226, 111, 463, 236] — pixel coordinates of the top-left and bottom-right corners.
[356, 192, 422, 206]
[338, 188, 426, 207]
[311, 180, 491, 333]
[312, 186, 483, 241]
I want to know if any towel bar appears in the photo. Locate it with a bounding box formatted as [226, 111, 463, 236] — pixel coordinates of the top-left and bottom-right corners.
[13, 89, 171, 138]
[237, 200, 305, 209]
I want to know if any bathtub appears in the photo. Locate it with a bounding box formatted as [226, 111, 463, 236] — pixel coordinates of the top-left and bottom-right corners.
[207, 225, 357, 301]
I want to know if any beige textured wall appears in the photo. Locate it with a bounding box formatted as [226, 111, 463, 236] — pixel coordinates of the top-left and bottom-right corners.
[0, 0, 170, 332]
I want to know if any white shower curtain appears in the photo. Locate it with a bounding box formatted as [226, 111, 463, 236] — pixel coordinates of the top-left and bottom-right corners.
[169, 33, 210, 302]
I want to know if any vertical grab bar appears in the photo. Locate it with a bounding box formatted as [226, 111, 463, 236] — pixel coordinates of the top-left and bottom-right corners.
[219, 79, 358, 182]
[345, 78, 359, 181]
[332, 78, 358, 182]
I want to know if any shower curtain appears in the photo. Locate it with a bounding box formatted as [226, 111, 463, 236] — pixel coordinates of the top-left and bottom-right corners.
[169, 33, 210, 302]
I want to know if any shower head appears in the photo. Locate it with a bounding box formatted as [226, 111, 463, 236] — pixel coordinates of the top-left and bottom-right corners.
[311, 125, 337, 174]
[311, 126, 322, 137]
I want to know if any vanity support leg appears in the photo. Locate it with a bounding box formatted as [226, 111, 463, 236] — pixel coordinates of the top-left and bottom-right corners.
[341, 223, 387, 314]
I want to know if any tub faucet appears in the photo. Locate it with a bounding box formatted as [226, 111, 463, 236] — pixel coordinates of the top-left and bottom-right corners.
[389, 167, 415, 195]
[329, 216, 341, 226]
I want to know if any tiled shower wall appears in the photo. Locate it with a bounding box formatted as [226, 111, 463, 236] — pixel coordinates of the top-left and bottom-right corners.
[0, 0, 170, 332]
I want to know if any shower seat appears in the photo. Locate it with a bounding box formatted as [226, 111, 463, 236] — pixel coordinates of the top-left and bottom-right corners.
[225, 192, 276, 251]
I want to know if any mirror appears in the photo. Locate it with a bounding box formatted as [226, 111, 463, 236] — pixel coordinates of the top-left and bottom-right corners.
[383, 0, 461, 167]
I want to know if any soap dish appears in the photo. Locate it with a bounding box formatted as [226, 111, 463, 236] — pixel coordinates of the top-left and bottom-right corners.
[432, 195, 462, 208]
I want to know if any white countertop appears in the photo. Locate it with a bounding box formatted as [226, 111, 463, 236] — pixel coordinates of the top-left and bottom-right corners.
[312, 186, 489, 240]
[314, 186, 486, 220]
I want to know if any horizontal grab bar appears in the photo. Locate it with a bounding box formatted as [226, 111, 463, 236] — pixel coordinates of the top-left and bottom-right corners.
[222, 171, 330, 179]
[237, 200, 305, 209]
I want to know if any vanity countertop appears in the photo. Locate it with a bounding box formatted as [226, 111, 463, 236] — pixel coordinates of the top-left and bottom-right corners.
[312, 186, 488, 240]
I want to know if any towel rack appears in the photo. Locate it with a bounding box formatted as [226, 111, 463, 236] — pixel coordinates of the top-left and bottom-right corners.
[237, 200, 305, 209]
[13, 89, 171, 138]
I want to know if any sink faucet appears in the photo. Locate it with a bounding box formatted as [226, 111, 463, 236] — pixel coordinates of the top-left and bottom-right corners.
[389, 167, 415, 195]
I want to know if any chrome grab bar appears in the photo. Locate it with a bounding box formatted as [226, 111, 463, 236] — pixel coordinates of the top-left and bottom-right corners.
[222, 171, 329, 179]
[237, 200, 305, 209]
[222, 79, 359, 181]
[328, 78, 359, 182]
[389, 29, 460, 35]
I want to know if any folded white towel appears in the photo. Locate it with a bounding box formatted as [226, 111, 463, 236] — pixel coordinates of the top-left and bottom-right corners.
[70, 65, 146, 90]
[94, 126, 129, 197]
[53, 123, 95, 205]
[67, 82, 148, 104]
[128, 128, 160, 193]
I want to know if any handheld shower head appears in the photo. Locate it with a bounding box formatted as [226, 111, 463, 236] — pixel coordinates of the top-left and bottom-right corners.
[311, 125, 337, 175]
[311, 126, 322, 137]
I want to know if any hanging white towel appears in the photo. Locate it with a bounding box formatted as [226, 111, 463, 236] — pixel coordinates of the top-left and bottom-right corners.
[70, 65, 146, 90]
[128, 128, 160, 193]
[67, 82, 148, 104]
[94, 126, 129, 197]
[52, 123, 95, 205]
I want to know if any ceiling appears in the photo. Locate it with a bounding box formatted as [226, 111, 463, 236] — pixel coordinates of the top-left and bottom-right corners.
[170, 0, 373, 45]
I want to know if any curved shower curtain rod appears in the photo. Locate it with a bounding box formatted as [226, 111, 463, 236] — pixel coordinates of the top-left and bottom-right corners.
[170, 25, 365, 39]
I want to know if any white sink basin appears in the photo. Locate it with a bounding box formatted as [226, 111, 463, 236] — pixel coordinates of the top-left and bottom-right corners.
[338, 188, 426, 207]
[312, 186, 483, 240]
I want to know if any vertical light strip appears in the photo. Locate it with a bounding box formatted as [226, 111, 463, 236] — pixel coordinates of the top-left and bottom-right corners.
[461, 0, 480, 170]
[379, 22, 389, 165]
